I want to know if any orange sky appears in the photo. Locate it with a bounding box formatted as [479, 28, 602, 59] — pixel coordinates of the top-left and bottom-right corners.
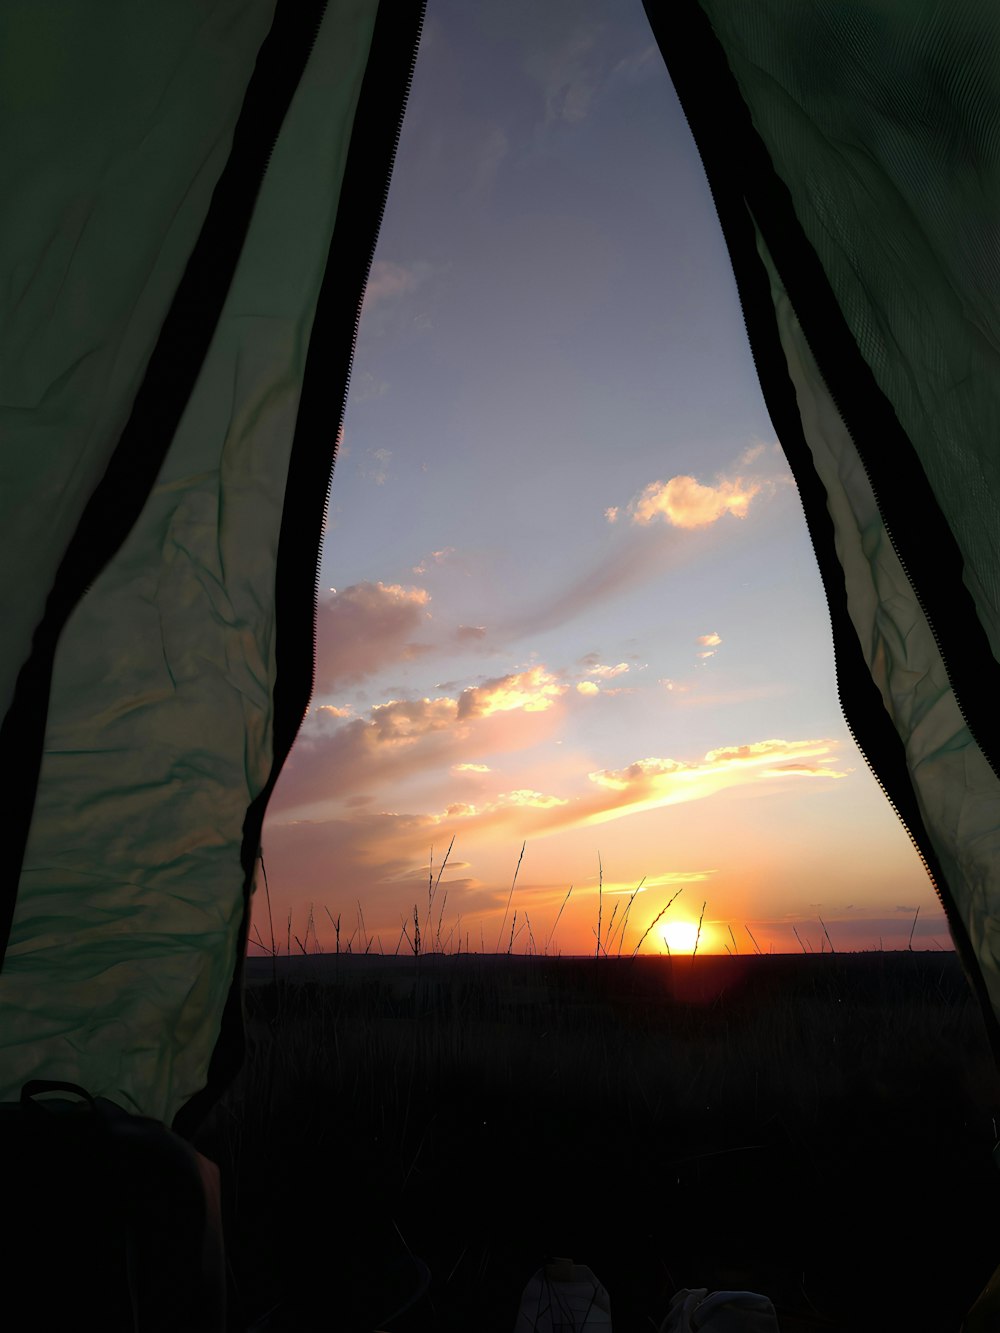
[253, 1, 951, 960]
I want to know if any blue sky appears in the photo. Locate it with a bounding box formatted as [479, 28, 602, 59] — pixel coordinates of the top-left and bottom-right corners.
[258, 0, 950, 956]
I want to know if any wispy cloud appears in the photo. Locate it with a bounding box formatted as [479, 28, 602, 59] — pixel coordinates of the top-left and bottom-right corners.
[471, 124, 509, 197]
[501, 522, 679, 639]
[262, 731, 850, 948]
[583, 738, 847, 827]
[696, 633, 721, 648]
[526, 25, 602, 124]
[315, 582, 432, 691]
[453, 762, 491, 773]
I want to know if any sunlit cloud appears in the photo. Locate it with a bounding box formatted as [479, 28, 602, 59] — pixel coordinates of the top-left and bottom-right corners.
[314, 704, 352, 721]
[576, 681, 600, 696]
[604, 506, 619, 523]
[499, 789, 568, 809]
[457, 666, 567, 718]
[432, 788, 569, 822]
[262, 729, 853, 947]
[315, 582, 431, 691]
[599, 869, 715, 895]
[590, 756, 686, 791]
[588, 662, 629, 678]
[739, 441, 768, 465]
[584, 738, 847, 827]
[271, 665, 569, 813]
[632, 473, 761, 527]
[412, 547, 456, 575]
[368, 696, 458, 746]
[660, 678, 693, 694]
[696, 633, 721, 648]
[703, 739, 828, 765]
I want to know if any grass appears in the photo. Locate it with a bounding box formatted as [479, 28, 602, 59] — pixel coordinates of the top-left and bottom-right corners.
[201, 862, 1000, 1332]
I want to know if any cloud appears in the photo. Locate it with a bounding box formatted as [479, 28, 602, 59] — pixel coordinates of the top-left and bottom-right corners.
[703, 739, 825, 765]
[583, 738, 848, 827]
[576, 681, 600, 696]
[588, 662, 629, 679]
[457, 666, 567, 719]
[456, 624, 487, 641]
[314, 704, 353, 722]
[361, 260, 429, 314]
[610, 43, 659, 84]
[261, 729, 853, 948]
[739, 442, 768, 465]
[526, 26, 602, 123]
[632, 473, 761, 527]
[271, 666, 569, 813]
[360, 447, 392, 486]
[599, 869, 715, 895]
[501, 522, 680, 639]
[368, 696, 458, 746]
[314, 582, 431, 691]
[604, 506, 619, 523]
[590, 756, 686, 791]
[471, 124, 509, 197]
[696, 633, 721, 648]
[498, 789, 567, 809]
[412, 547, 456, 575]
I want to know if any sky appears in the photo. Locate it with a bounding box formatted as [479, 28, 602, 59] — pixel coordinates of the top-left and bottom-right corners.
[256, 0, 952, 958]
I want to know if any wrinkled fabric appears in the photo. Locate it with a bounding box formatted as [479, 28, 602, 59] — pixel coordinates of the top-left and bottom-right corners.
[0, 0, 387, 1124]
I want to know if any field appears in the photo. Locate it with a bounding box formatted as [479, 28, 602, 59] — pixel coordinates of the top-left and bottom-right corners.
[194, 950, 1000, 1332]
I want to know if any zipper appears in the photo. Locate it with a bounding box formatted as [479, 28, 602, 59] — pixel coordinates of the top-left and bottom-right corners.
[669, 100, 951, 915]
[730, 255, 949, 905]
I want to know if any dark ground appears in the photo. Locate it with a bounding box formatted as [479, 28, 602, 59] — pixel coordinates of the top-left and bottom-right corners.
[195, 951, 1000, 1331]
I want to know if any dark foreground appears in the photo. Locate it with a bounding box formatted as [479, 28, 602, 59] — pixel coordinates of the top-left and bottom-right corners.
[196, 951, 1000, 1331]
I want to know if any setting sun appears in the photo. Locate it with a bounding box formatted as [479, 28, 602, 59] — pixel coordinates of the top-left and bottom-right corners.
[661, 920, 701, 954]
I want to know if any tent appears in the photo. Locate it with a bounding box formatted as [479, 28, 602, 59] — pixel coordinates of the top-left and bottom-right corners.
[3, 0, 999, 1322]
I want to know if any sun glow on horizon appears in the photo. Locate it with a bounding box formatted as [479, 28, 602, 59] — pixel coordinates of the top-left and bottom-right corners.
[661, 919, 701, 954]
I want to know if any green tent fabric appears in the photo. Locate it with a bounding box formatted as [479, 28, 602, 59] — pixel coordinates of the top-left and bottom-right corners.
[0, 0, 425, 1132]
[3, 0, 1000, 1163]
[645, 0, 1000, 1065]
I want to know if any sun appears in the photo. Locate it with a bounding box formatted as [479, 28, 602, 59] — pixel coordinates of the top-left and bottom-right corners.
[661, 920, 700, 954]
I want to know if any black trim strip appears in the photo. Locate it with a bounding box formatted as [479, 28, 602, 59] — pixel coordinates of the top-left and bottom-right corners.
[175, 0, 428, 1138]
[643, 0, 1000, 1062]
[0, 0, 330, 965]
